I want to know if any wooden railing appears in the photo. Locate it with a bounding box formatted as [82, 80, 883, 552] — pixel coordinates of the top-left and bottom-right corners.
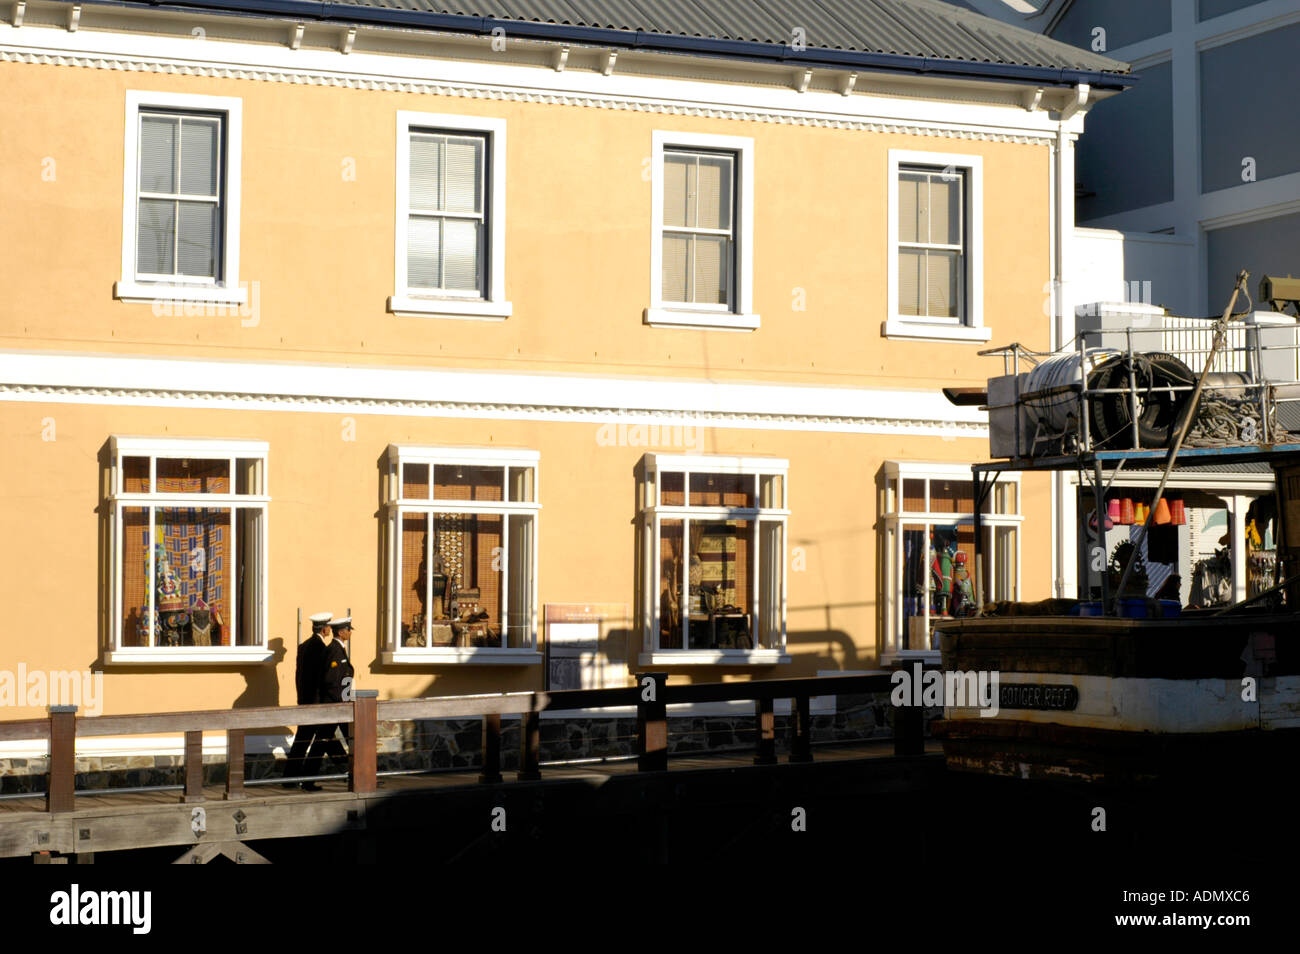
[0, 673, 921, 814]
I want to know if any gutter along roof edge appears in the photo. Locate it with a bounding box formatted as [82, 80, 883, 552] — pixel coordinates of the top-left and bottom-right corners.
[104, 0, 1134, 89]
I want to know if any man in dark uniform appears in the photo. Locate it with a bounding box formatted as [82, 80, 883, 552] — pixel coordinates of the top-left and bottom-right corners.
[282, 611, 333, 789]
[303, 616, 354, 781]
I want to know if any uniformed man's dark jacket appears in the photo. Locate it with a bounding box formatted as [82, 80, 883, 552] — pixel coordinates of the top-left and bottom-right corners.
[320, 639, 354, 703]
[295, 633, 328, 705]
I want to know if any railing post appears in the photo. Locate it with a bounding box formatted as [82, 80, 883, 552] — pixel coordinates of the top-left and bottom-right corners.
[349, 690, 378, 795]
[518, 709, 541, 782]
[479, 712, 503, 784]
[181, 730, 204, 803]
[753, 696, 776, 765]
[789, 693, 813, 763]
[637, 672, 668, 772]
[47, 705, 76, 814]
[224, 729, 246, 801]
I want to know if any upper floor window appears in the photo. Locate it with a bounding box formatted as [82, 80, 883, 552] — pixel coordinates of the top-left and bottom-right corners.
[108, 437, 269, 663]
[885, 151, 988, 343]
[389, 113, 511, 320]
[116, 91, 245, 306]
[383, 446, 539, 663]
[636, 454, 789, 664]
[646, 132, 758, 331]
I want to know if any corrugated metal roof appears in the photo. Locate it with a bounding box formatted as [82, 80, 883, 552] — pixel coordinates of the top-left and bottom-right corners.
[158, 0, 1128, 76]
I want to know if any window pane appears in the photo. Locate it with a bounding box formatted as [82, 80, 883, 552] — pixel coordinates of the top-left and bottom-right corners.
[177, 201, 217, 278]
[236, 458, 263, 496]
[139, 115, 177, 194]
[235, 508, 262, 646]
[122, 507, 153, 647]
[407, 217, 442, 288]
[690, 472, 754, 508]
[663, 153, 692, 228]
[443, 136, 482, 214]
[901, 524, 928, 649]
[442, 218, 481, 292]
[123, 457, 151, 493]
[508, 466, 534, 502]
[409, 135, 442, 211]
[687, 519, 753, 649]
[660, 472, 685, 506]
[903, 479, 926, 511]
[506, 514, 534, 648]
[400, 512, 431, 646]
[927, 249, 960, 318]
[994, 525, 1018, 603]
[434, 465, 504, 501]
[156, 458, 229, 493]
[898, 248, 923, 316]
[659, 519, 684, 649]
[179, 118, 219, 197]
[696, 154, 732, 230]
[439, 512, 503, 647]
[758, 520, 783, 649]
[662, 234, 689, 302]
[693, 235, 728, 305]
[137, 199, 175, 275]
[899, 172, 924, 245]
[928, 477, 972, 514]
[930, 172, 961, 246]
[153, 507, 234, 646]
[759, 474, 784, 509]
[402, 463, 430, 500]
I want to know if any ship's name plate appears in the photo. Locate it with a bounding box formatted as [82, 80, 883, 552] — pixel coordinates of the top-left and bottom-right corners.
[999, 684, 1078, 711]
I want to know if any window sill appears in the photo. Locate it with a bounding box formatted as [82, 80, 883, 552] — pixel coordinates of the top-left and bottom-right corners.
[382, 649, 542, 665]
[881, 320, 992, 343]
[638, 650, 790, 666]
[644, 308, 760, 332]
[388, 295, 513, 320]
[114, 280, 248, 306]
[105, 648, 273, 665]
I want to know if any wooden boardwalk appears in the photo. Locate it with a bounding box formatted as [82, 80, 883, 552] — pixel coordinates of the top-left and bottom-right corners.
[0, 740, 943, 861]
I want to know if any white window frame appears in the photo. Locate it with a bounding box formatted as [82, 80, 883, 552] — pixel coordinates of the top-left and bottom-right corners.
[880, 461, 1021, 665]
[885, 150, 988, 343]
[115, 91, 246, 306]
[638, 453, 790, 665]
[389, 112, 511, 320]
[107, 436, 270, 664]
[383, 445, 540, 664]
[646, 131, 758, 331]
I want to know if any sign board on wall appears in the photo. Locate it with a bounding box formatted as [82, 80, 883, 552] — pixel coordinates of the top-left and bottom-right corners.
[544, 603, 630, 693]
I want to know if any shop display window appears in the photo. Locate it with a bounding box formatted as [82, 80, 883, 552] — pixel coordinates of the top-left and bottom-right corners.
[881, 462, 1021, 658]
[109, 438, 268, 656]
[385, 447, 538, 658]
[637, 454, 788, 660]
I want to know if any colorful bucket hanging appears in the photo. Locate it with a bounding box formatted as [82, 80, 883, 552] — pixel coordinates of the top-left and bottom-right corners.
[1154, 497, 1172, 525]
[1170, 498, 1186, 526]
[1119, 498, 1135, 525]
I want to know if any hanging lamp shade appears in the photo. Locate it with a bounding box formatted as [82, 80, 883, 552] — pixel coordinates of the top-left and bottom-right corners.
[1119, 498, 1135, 525]
[1135, 502, 1148, 525]
[1154, 497, 1172, 525]
[1170, 499, 1186, 526]
[1106, 498, 1122, 525]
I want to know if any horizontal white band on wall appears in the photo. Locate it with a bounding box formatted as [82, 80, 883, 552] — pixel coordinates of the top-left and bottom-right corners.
[0, 350, 988, 437]
[0, 733, 292, 760]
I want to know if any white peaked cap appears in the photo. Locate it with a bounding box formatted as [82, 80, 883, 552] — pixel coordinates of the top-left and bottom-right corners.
[309, 611, 333, 624]
[330, 616, 352, 628]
